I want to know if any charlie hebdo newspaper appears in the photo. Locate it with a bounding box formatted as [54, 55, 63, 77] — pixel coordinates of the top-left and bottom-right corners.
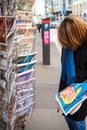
[55, 81, 87, 115]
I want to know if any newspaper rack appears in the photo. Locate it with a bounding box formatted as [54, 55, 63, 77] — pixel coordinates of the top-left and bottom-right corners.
[0, 0, 36, 130]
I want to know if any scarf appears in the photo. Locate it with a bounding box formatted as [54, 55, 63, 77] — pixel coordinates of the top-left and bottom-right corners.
[61, 48, 76, 85]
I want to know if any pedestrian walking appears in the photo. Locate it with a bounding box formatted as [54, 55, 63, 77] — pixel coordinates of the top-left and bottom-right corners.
[57, 15, 87, 130]
[37, 24, 41, 33]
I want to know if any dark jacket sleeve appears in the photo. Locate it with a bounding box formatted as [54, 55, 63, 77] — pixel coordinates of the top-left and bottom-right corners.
[58, 80, 66, 92]
[74, 40, 87, 82]
[74, 40, 87, 65]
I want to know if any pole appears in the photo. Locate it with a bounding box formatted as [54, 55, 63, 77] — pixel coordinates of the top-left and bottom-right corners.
[45, 0, 48, 18]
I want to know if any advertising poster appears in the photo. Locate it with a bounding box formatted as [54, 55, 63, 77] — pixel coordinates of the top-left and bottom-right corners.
[44, 31, 50, 45]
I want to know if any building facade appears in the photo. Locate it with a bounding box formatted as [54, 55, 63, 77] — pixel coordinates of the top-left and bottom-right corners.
[72, 0, 87, 21]
[52, 0, 72, 20]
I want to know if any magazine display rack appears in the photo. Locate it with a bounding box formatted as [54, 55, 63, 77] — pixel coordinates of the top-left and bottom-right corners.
[0, 0, 36, 130]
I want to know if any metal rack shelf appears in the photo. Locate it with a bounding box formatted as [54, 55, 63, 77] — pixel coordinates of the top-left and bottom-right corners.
[0, 0, 36, 130]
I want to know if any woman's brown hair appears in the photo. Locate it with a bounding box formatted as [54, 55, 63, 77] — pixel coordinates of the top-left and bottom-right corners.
[58, 15, 87, 50]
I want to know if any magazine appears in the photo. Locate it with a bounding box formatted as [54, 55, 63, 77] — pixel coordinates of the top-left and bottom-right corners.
[17, 10, 33, 22]
[13, 37, 35, 56]
[0, 44, 6, 57]
[16, 36, 35, 46]
[16, 60, 37, 73]
[2, 95, 17, 126]
[26, 103, 34, 121]
[13, 42, 34, 56]
[55, 82, 87, 115]
[14, 113, 27, 126]
[17, 1, 35, 11]
[17, 88, 34, 100]
[16, 68, 34, 82]
[0, 79, 6, 89]
[16, 25, 36, 38]
[16, 52, 37, 64]
[15, 94, 35, 117]
[0, 16, 16, 38]
[9, 95, 17, 126]
[16, 78, 36, 91]
[15, 102, 35, 118]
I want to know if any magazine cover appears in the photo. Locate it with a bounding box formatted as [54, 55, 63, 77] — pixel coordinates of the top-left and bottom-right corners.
[16, 78, 36, 91]
[17, 1, 35, 11]
[15, 94, 35, 117]
[16, 68, 34, 82]
[0, 44, 6, 57]
[0, 79, 6, 89]
[17, 10, 33, 23]
[16, 52, 37, 64]
[16, 60, 37, 73]
[9, 95, 17, 126]
[16, 25, 36, 38]
[17, 87, 33, 100]
[0, 17, 15, 37]
[13, 36, 35, 56]
[26, 103, 34, 121]
[13, 41, 34, 56]
[55, 82, 87, 115]
[15, 102, 35, 118]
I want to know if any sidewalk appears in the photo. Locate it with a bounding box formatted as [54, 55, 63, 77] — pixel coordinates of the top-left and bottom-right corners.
[25, 32, 68, 130]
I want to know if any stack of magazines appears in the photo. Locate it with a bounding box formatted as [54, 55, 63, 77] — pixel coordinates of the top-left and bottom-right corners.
[13, 0, 37, 127]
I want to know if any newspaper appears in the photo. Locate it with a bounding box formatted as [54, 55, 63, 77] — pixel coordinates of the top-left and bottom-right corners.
[17, 10, 33, 23]
[16, 25, 36, 38]
[55, 82, 87, 115]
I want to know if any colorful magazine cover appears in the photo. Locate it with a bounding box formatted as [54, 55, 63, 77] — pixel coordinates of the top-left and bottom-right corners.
[16, 68, 34, 82]
[17, 60, 37, 73]
[17, 52, 37, 64]
[55, 82, 87, 115]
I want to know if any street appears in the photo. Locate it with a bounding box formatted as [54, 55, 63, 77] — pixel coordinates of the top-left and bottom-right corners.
[25, 31, 68, 130]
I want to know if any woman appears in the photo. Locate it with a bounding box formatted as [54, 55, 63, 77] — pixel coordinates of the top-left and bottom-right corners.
[58, 15, 87, 130]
